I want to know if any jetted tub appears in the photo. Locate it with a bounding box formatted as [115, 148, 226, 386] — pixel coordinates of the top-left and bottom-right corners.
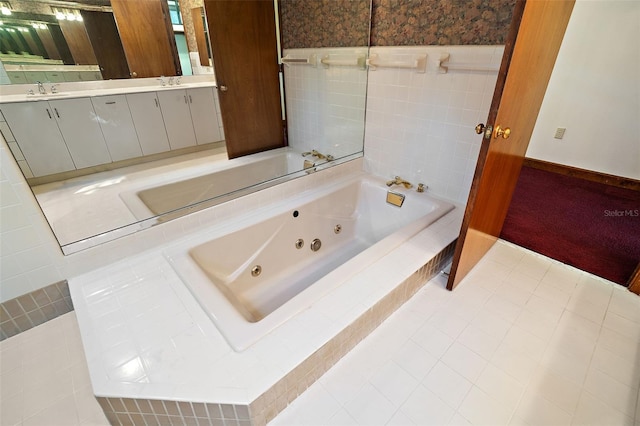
[166, 173, 454, 351]
[120, 148, 304, 221]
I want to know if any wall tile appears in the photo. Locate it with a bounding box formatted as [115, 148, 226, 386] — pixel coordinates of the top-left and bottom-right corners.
[364, 45, 503, 204]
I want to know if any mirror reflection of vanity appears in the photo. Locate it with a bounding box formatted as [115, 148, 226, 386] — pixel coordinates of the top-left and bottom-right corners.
[0, 0, 370, 254]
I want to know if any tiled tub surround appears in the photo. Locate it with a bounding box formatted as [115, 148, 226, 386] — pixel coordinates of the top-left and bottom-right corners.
[283, 47, 369, 161]
[364, 45, 504, 205]
[69, 169, 462, 425]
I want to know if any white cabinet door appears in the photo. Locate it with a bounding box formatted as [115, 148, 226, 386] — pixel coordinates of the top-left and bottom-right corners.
[187, 87, 222, 145]
[126, 92, 171, 156]
[157, 90, 197, 150]
[0, 102, 75, 176]
[49, 98, 112, 169]
[92, 95, 143, 162]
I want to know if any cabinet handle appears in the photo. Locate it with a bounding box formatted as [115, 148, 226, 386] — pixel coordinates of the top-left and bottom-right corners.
[154, 98, 159, 107]
[106, 101, 116, 105]
[46, 108, 52, 119]
[189, 95, 193, 104]
[54, 108, 60, 118]
[184, 95, 188, 104]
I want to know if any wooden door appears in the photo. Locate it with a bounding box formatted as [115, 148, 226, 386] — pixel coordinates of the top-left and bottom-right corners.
[81, 11, 130, 80]
[111, 0, 181, 78]
[204, 0, 285, 159]
[58, 20, 98, 65]
[447, 0, 575, 290]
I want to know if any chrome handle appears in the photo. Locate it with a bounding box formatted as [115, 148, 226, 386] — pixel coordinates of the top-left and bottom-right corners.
[46, 108, 52, 119]
[219, 85, 228, 92]
[54, 108, 60, 118]
[154, 98, 159, 107]
[189, 95, 193, 103]
[105, 101, 116, 105]
[184, 95, 188, 104]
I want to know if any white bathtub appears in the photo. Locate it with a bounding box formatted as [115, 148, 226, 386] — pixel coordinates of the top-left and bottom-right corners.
[166, 173, 454, 351]
[120, 148, 304, 221]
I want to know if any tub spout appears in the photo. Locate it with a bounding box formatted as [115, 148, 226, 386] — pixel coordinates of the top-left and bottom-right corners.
[386, 176, 413, 189]
[302, 149, 334, 162]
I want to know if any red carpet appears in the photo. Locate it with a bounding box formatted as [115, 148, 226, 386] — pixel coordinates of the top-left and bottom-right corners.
[501, 166, 640, 286]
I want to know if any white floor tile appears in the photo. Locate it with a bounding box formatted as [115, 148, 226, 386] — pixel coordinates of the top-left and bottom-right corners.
[456, 324, 501, 360]
[514, 388, 572, 426]
[344, 383, 397, 425]
[475, 364, 525, 413]
[391, 339, 438, 382]
[572, 391, 635, 426]
[422, 361, 473, 410]
[399, 384, 455, 426]
[458, 386, 512, 426]
[583, 367, 638, 418]
[370, 360, 420, 407]
[411, 323, 454, 359]
[590, 345, 640, 390]
[441, 342, 488, 383]
[4, 243, 638, 426]
[490, 344, 539, 386]
[271, 383, 341, 426]
[526, 367, 582, 414]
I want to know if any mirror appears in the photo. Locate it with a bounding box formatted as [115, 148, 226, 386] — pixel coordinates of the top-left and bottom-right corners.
[0, 0, 370, 254]
[0, 0, 214, 82]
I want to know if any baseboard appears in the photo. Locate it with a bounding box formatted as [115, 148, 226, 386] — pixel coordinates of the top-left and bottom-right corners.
[524, 158, 640, 191]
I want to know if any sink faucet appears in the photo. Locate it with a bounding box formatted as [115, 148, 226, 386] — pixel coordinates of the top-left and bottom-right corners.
[36, 81, 46, 95]
[302, 149, 334, 162]
[386, 176, 413, 189]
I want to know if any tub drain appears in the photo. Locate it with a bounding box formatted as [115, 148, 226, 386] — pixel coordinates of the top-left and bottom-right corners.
[251, 265, 262, 277]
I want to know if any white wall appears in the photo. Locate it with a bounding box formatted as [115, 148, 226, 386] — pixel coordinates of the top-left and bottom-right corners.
[284, 47, 368, 160]
[0, 133, 66, 301]
[364, 46, 503, 204]
[526, 0, 640, 180]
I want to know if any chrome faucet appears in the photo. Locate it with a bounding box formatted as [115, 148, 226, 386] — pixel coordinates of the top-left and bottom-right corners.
[302, 149, 334, 162]
[36, 81, 46, 94]
[386, 176, 413, 189]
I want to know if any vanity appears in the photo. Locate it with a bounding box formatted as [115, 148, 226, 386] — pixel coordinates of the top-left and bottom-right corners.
[0, 76, 223, 180]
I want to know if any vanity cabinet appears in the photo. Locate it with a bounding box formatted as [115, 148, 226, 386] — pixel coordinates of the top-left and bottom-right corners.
[0, 102, 76, 176]
[1, 99, 113, 176]
[48, 98, 112, 169]
[91, 95, 143, 162]
[126, 92, 171, 156]
[156, 90, 198, 150]
[1, 84, 222, 178]
[187, 87, 223, 145]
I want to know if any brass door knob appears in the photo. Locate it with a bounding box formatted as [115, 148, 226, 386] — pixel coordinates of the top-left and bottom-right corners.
[475, 123, 485, 134]
[494, 125, 511, 139]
